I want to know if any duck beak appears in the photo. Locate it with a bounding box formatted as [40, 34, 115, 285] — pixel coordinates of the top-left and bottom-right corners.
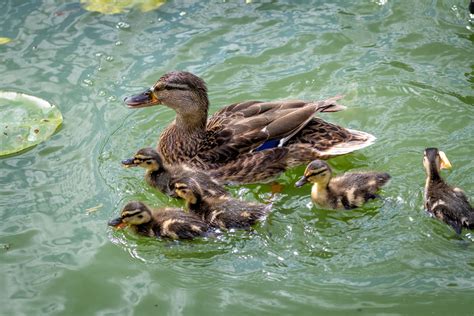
[124, 89, 160, 108]
[108, 217, 126, 229]
[438, 151, 452, 170]
[122, 158, 138, 168]
[295, 176, 309, 188]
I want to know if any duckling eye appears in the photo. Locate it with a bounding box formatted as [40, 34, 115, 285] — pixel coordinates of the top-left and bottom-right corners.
[138, 215, 143, 219]
[146, 161, 152, 165]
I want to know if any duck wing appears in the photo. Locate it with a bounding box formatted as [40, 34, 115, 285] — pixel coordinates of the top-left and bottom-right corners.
[426, 186, 474, 233]
[194, 97, 347, 164]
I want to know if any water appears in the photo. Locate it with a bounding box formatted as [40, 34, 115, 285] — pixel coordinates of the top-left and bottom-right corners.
[1, 1, 473, 314]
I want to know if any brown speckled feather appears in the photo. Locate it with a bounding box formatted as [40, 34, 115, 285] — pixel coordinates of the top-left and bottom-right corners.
[190, 196, 271, 230]
[425, 178, 473, 233]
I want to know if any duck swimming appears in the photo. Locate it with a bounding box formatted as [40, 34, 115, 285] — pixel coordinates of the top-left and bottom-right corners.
[124, 71, 375, 183]
[122, 147, 228, 198]
[295, 160, 390, 209]
[174, 177, 271, 230]
[108, 201, 209, 239]
[423, 148, 473, 234]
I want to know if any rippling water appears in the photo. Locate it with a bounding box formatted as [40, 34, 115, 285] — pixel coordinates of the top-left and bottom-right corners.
[1, 1, 473, 314]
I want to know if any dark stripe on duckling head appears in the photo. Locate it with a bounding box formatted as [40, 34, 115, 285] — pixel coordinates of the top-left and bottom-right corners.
[135, 148, 163, 163]
[121, 210, 146, 219]
[121, 201, 150, 215]
[307, 169, 328, 177]
[305, 160, 330, 172]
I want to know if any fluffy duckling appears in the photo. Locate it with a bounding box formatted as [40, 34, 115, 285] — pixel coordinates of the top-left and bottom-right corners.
[122, 148, 228, 198]
[423, 148, 473, 233]
[108, 201, 209, 239]
[174, 178, 271, 230]
[295, 160, 390, 209]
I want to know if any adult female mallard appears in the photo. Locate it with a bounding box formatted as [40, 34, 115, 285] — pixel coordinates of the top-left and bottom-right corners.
[108, 201, 209, 240]
[124, 71, 375, 183]
[295, 160, 390, 209]
[423, 148, 473, 233]
[174, 177, 271, 230]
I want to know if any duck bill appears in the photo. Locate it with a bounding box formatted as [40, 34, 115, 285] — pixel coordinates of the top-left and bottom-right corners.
[295, 176, 309, 188]
[438, 151, 452, 169]
[122, 158, 138, 168]
[124, 89, 160, 108]
[108, 217, 126, 229]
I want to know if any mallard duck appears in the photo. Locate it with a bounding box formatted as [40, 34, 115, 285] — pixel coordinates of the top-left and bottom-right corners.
[122, 147, 228, 198]
[108, 201, 209, 239]
[423, 148, 473, 234]
[124, 71, 376, 183]
[295, 160, 390, 209]
[173, 178, 271, 230]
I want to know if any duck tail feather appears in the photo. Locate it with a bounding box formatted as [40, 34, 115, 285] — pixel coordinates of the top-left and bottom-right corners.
[316, 95, 347, 113]
[317, 129, 376, 157]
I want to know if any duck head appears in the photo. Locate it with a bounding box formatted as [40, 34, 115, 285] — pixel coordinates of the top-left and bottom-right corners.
[423, 147, 452, 178]
[295, 160, 332, 188]
[122, 147, 164, 172]
[174, 178, 203, 208]
[108, 201, 153, 229]
[124, 71, 209, 115]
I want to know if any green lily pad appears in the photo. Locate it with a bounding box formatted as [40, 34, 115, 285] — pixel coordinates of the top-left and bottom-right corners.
[0, 92, 63, 156]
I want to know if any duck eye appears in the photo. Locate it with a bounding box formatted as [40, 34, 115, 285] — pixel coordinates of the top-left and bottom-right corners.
[146, 161, 152, 165]
[138, 215, 143, 218]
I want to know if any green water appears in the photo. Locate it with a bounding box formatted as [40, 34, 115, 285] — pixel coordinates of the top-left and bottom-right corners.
[1, 1, 473, 315]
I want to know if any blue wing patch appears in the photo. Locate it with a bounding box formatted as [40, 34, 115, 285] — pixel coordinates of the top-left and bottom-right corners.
[255, 139, 280, 151]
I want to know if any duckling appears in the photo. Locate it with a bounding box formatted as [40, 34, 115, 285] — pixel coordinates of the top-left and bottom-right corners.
[174, 178, 271, 230]
[108, 201, 209, 239]
[295, 160, 390, 209]
[124, 71, 376, 183]
[122, 148, 228, 198]
[423, 148, 473, 234]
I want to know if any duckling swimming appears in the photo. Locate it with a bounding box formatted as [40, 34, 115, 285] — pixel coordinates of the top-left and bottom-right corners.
[108, 201, 209, 239]
[295, 160, 390, 209]
[174, 178, 271, 230]
[122, 148, 228, 198]
[423, 148, 473, 234]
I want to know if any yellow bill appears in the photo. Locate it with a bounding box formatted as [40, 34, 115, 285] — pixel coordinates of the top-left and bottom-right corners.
[438, 151, 452, 169]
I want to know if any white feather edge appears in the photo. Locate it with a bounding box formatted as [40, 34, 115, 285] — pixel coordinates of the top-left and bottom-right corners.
[317, 128, 377, 156]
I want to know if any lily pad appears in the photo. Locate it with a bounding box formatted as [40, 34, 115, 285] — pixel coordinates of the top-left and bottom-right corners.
[0, 92, 63, 156]
[81, 0, 166, 14]
[0, 37, 12, 45]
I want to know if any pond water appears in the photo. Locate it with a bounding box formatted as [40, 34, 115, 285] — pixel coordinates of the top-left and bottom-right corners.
[1, 1, 473, 315]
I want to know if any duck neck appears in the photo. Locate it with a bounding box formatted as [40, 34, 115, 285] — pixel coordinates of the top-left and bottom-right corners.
[159, 115, 207, 164]
[187, 194, 204, 214]
[427, 165, 441, 182]
[174, 96, 208, 132]
[146, 166, 172, 194]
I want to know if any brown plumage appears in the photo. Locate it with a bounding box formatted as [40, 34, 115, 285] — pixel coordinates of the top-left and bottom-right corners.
[174, 178, 271, 230]
[108, 201, 209, 239]
[122, 148, 228, 198]
[124, 71, 376, 184]
[295, 160, 390, 210]
[423, 148, 473, 234]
